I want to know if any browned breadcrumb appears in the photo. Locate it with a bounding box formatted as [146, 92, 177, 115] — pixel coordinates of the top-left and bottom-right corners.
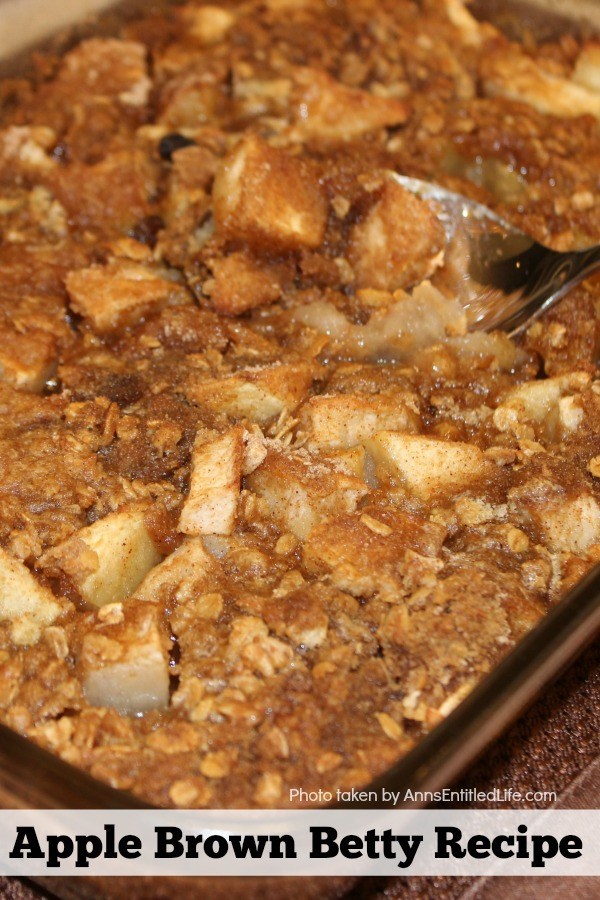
[0, 0, 600, 809]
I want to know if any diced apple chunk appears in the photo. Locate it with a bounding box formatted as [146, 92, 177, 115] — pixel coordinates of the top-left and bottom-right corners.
[0, 546, 62, 646]
[134, 537, 220, 604]
[367, 432, 492, 500]
[323, 445, 366, 478]
[79, 601, 170, 715]
[66, 260, 190, 333]
[298, 391, 420, 450]
[291, 281, 466, 361]
[179, 427, 244, 536]
[247, 448, 369, 539]
[187, 361, 316, 424]
[212, 134, 327, 250]
[493, 372, 590, 440]
[558, 396, 584, 432]
[532, 495, 600, 554]
[42, 504, 162, 607]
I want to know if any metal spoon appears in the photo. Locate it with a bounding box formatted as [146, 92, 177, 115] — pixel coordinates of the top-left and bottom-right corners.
[392, 173, 600, 336]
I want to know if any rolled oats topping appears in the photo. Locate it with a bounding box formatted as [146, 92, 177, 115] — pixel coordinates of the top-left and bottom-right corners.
[1, 0, 600, 807]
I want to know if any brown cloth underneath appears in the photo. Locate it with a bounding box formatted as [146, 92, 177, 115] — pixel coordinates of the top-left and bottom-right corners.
[2, 638, 599, 899]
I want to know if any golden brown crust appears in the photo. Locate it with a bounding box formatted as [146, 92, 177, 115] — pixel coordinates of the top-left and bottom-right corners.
[0, 0, 600, 808]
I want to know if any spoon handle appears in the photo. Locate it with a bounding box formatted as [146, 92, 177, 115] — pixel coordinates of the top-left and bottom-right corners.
[503, 245, 600, 336]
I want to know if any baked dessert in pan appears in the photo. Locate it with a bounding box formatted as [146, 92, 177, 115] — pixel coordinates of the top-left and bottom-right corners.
[1, 0, 600, 809]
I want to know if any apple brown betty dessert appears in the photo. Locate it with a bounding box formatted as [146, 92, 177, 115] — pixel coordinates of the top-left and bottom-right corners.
[1, 0, 600, 808]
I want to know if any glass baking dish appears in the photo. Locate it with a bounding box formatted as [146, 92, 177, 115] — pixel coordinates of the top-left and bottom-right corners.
[0, 0, 599, 896]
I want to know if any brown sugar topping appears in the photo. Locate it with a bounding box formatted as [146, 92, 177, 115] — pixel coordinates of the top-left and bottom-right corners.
[1, 0, 600, 808]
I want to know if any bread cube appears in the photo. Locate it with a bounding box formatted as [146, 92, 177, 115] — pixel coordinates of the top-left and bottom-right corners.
[481, 47, 600, 118]
[212, 134, 327, 250]
[66, 261, 191, 334]
[42, 504, 162, 607]
[134, 537, 220, 604]
[157, 69, 223, 129]
[0, 327, 56, 393]
[0, 546, 62, 646]
[247, 448, 369, 539]
[182, 5, 236, 44]
[79, 601, 170, 715]
[349, 179, 445, 291]
[291, 68, 408, 141]
[49, 149, 155, 238]
[208, 252, 282, 315]
[367, 432, 492, 500]
[161, 143, 217, 240]
[0, 126, 56, 176]
[187, 361, 316, 424]
[55, 38, 151, 108]
[298, 391, 420, 450]
[179, 427, 244, 536]
[443, 0, 486, 45]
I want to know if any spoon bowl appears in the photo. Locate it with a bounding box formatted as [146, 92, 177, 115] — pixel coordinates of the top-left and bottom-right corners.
[392, 173, 600, 336]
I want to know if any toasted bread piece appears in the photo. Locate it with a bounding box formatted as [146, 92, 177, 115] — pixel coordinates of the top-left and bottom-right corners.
[481, 46, 600, 118]
[66, 261, 190, 333]
[208, 252, 282, 315]
[349, 179, 444, 292]
[291, 67, 408, 141]
[213, 134, 327, 250]
[51, 38, 151, 108]
[0, 327, 56, 393]
[182, 5, 236, 44]
[187, 361, 316, 425]
[0, 125, 56, 177]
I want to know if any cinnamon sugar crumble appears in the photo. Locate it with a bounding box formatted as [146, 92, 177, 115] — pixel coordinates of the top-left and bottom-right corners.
[1, 0, 600, 808]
